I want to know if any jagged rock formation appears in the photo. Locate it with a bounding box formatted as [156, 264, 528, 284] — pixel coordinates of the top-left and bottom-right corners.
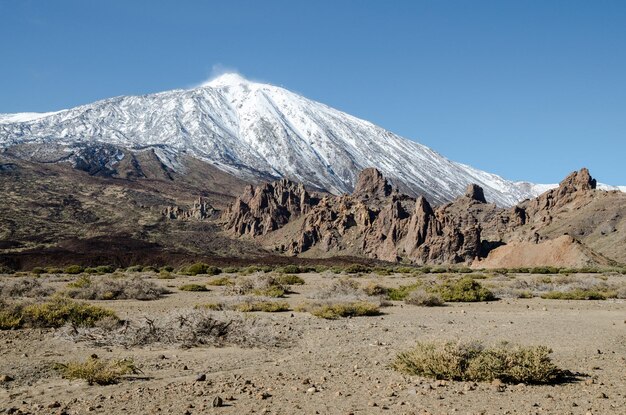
[221, 167, 626, 266]
[162, 197, 215, 220]
[222, 178, 318, 236]
[223, 169, 487, 264]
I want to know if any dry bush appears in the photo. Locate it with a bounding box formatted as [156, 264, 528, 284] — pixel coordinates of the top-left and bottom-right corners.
[0, 277, 54, 298]
[65, 277, 169, 300]
[225, 273, 287, 298]
[55, 357, 138, 385]
[310, 278, 363, 300]
[65, 310, 288, 349]
[392, 340, 563, 384]
[489, 274, 621, 299]
[405, 289, 444, 307]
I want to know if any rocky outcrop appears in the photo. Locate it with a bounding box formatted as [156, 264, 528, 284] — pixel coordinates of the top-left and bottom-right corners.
[222, 178, 318, 236]
[352, 167, 394, 201]
[464, 184, 487, 203]
[221, 167, 616, 266]
[163, 197, 215, 220]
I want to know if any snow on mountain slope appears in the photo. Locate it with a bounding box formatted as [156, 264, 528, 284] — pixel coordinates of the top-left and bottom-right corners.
[0, 73, 615, 205]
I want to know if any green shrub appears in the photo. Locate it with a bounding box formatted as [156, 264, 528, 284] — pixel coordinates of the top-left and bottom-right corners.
[275, 274, 305, 285]
[344, 264, 372, 274]
[387, 283, 421, 301]
[160, 265, 174, 272]
[277, 265, 308, 274]
[68, 275, 92, 289]
[55, 357, 137, 385]
[222, 267, 239, 273]
[253, 286, 286, 298]
[207, 276, 234, 286]
[142, 266, 158, 273]
[157, 270, 175, 279]
[194, 302, 225, 311]
[178, 284, 209, 292]
[531, 267, 560, 274]
[31, 267, 46, 275]
[45, 267, 63, 274]
[235, 300, 290, 312]
[394, 266, 416, 274]
[392, 341, 562, 384]
[181, 263, 222, 276]
[433, 277, 495, 302]
[126, 265, 144, 273]
[302, 301, 381, 319]
[373, 268, 392, 276]
[363, 282, 389, 297]
[95, 265, 115, 274]
[0, 298, 117, 329]
[64, 265, 84, 275]
[540, 290, 609, 300]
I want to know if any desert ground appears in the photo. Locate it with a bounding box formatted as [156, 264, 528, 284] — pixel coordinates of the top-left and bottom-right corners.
[1, 267, 625, 415]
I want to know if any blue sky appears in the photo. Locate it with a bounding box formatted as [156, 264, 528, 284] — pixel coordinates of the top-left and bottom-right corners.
[1, 0, 625, 185]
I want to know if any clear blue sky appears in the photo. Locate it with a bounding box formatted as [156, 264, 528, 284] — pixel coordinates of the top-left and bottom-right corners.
[1, 0, 625, 185]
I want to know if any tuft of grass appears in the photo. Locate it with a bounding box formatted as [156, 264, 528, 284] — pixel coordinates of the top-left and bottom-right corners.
[157, 270, 175, 279]
[275, 274, 305, 286]
[540, 289, 609, 300]
[392, 340, 563, 384]
[434, 277, 496, 302]
[178, 284, 209, 292]
[405, 289, 444, 307]
[301, 301, 381, 319]
[276, 265, 310, 274]
[0, 298, 117, 330]
[235, 300, 290, 313]
[55, 357, 138, 385]
[207, 276, 234, 286]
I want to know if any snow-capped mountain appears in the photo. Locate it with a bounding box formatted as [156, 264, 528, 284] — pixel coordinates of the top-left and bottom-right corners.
[0, 73, 605, 205]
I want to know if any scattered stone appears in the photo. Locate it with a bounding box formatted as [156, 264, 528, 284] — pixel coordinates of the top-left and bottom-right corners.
[195, 374, 207, 382]
[0, 374, 14, 382]
[212, 396, 223, 407]
[306, 387, 317, 394]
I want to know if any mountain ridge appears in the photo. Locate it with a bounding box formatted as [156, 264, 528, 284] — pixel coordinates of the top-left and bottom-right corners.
[1, 73, 622, 205]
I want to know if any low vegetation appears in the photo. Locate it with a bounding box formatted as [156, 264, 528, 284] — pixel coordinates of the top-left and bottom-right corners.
[68, 310, 286, 349]
[179, 263, 222, 276]
[207, 276, 234, 286]
[178, 283, 209, 292]
[297, 301, 381, 319]
[436, 277, 496, 302]
[55, 357, 138, 385]
[66, 277, 169, 300]
[274, 274, 305, 285]
[540, 289, 611, 300]
[226, 274, 288, 298]
[405, 289, 444, 307]
[393, 340, 563, 384]
[0, 277, 54, 298]
[0, 298, 117, 330]
[234, 300, 290, 312]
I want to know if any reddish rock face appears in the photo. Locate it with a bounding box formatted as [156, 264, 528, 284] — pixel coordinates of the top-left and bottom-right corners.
[222, 178, 317, 236]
